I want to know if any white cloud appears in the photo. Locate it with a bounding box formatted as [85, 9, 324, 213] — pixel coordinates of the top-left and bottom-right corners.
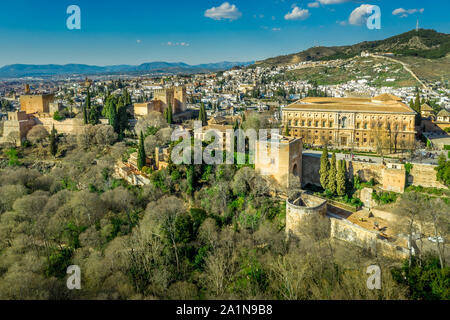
[348, 4, 376, 25]
[308, 2, 320, 8]
[392, 8, 424, 17]
[272, 27, 281, 31]
[136, 40, 142, 44]
[204, 2, 242, 21]
[284, 6, 310, 20]
[318, 0, 351, 4]
[166, 42, 190, 47]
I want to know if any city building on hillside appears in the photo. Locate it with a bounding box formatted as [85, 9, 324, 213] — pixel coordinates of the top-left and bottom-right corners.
[282, 94, 416, 152]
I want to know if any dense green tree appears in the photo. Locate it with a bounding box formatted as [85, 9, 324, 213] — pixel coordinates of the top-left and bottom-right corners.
[436, 154, 450, 187]
[88, 105, 100, 125]
[319, 146, 330, 190]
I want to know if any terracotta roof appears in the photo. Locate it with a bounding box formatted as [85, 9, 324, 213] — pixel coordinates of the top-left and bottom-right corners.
[421, 103, 433, 111]
[437, 109, 450, 117]
[372, 93, 402, 102]
[285, 96, 415, 114]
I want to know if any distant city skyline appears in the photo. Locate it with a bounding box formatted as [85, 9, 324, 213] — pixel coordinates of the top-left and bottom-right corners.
[0, 0, 449, 67]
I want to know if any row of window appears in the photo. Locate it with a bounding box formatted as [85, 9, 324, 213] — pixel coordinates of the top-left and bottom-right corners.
[287, 120, 409, 131]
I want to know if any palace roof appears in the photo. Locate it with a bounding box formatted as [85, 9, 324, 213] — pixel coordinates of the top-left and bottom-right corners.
[284, 95, 415, 114]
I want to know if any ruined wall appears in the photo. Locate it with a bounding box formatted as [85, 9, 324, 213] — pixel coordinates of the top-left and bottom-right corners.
[408, 163, 447, 189]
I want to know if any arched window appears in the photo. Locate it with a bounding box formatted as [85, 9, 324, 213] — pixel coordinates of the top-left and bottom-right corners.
[341, 116, 347, 128]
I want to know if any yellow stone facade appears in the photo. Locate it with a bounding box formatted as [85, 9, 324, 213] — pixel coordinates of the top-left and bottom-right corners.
[134, 86, 187, 118]
[282, 95, 416, 152]
[255, 136, 302, 187]
[20, 94, 55, 114]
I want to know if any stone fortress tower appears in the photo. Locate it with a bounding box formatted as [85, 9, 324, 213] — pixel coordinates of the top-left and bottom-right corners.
[286, 192, 328, 237]
[255, 136, 302, 188]
[134, 86, 187, 118]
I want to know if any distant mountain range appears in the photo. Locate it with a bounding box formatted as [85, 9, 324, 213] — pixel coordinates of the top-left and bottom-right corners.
[0, 61, 253, 78]
[255, 29, 450, 67]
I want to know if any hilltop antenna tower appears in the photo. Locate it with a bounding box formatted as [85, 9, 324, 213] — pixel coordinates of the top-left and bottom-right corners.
[416, 19, 419, 32]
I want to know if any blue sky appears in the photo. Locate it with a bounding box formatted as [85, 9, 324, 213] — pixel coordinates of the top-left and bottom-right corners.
[0, 0, 449, 66]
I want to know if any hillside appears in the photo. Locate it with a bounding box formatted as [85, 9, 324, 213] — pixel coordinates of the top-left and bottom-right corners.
[0, 61, 253, 78]
[256, 29, 450, 67]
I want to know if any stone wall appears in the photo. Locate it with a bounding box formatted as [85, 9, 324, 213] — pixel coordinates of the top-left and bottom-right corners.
[302, 154, 447, 191]
[408, 163, 447, 189]
[330, 216, 409, 260]
[34, 117, 85, 135]
[302, 155, 321, 186]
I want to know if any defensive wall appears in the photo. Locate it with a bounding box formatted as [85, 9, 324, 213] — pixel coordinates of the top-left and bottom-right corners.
[302, 154, 446, 191]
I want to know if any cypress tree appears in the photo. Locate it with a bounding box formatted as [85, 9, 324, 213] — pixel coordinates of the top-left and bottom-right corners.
[328, 152, 337, 194]
[137, 131, 146, 171]
[319, 146, 330, 191]
[187, 164, 195, 196]
[284, 123, 290, 136]
[167, 102, 173, 125]
[336, 159, 347, 197]
[86, 88, 91, 110]
[49, 124, 58, 157]
[82, 104, 88, 125]
[199, 103, 206, 125]
[203, 104, 207, 125]
[415, 91, 421, 112]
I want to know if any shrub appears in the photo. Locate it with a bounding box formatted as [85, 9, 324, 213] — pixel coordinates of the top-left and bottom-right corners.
[372, 190, 398, 205]
[53, 111, 64, 121]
